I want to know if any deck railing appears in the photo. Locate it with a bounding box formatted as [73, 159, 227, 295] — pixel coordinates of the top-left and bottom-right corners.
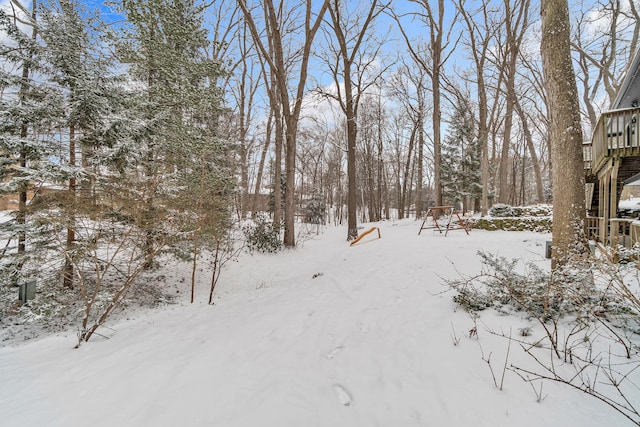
[585, 216, 605, 241]
[631, 221, 640, 247]
[590, 107, 640, 172]
[583, 142, 592, 170]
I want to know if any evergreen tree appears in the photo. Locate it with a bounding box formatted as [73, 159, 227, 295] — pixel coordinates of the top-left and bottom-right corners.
[441, 97, 481, 212]
[460, 134, 482, 213]
[38, 0, 121, 288]
[114, 0, 232, 262]
[441, 131, 463, 208]
[304, 188, 326, 225]
[0, 2, 66, 286]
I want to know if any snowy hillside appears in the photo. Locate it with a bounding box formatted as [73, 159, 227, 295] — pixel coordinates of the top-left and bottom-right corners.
[0, 220, 635, 426]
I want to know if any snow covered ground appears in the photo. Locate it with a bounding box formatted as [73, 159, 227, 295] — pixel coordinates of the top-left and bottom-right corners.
[0, 219, 635, 426]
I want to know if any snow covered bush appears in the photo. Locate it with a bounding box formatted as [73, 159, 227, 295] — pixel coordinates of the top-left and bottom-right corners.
[242, 215, 282, 253]
[447, 250, 640, 424]
[303, 190, 326, 225]
[448, 251, 607, 321]
[488, 204, 519, 217]
[448, 250, 640, 345]
[470, 217, 552, 232]
[519, 204, 553, 217]
[470, 205, 553, 232]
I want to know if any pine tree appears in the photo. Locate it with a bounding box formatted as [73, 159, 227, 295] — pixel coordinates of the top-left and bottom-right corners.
[113, 0, 233, 274]
[441, 97, 480, 212]
[113, 0, 231, 265]
[0, 2, 67, 286]
[460, 135, 483, 213]
[38, 0, 113, 288]
[304, 188, 326, 225]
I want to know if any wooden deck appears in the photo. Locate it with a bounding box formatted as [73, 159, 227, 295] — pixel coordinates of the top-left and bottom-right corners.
[586, 106, 640, 173]
[585, 106, 640, 246]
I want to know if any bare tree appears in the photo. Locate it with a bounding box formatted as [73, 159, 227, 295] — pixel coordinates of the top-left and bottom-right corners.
[571, 0, 640, 128]
[205, 1, 267, 220]
[495, 0, 531, 204]
[392, 0, 459, 208]
[355, 91, 390, 222]
[514, 96, 544, 203]
[457, 0, 496, 215]
[251, 110, 273, 218]
[228, 21, 261, 219]
[517, 43, 552, 193]
[237, 0, 330, 247]
[386, 62, 430, 218]
[315, 0, 388, 239]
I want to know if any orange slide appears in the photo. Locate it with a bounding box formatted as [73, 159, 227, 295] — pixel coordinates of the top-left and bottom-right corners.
[349, 227, 381, 246]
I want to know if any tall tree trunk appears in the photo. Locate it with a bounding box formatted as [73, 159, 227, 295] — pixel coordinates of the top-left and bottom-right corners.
[416, 109, 424, 217]
[377, 129, 384, 221]
[346, 95, 358, 239]
[459, 0, 490, 215]
[499, 0, 525, 204]
[498, 86, 515, 204]
[324, 0, 384, 239]
[252, 112, 272, 218]
[284, 119, 296, 247]
[401, 126, 417, 219]
[366, 152, 376, 222]
[273, 106, 283, 229]
[16, 0, 38, 274]
[238, 73, 249, 219]
[63, 120, 76, 289]
[432, 56, 443, 207]
[541, 0, 587, 267]
[515, 98, 544, 203]
[408, 142, 416, 218]
[376, 91, 384, 221]
[383, 163, 391, 220]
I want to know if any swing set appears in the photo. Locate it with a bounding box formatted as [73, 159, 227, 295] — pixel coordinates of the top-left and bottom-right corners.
[418, 206, 470, 236]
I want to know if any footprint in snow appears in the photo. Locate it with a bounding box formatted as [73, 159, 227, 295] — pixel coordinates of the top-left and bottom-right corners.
[326, 346, 343, 360]
[333, 384, 353, 406]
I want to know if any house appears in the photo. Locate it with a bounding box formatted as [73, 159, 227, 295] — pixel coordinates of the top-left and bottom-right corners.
[0, 184, 64, 211]
[585, 48, 640, 246]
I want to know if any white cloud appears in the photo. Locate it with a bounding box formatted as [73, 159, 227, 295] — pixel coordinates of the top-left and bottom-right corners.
[299, 81, 344, 131]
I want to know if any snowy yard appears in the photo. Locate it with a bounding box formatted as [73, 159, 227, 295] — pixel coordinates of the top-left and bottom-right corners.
[0, 219, 635, 426]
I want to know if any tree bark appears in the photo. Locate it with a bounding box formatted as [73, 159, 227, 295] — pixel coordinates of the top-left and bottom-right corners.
[16, 0, 38, 273]
[252, 112, 272, 218]
[273, 104, 283, 228]
[345, 70, 358, 239]
[415, 101, 425, 218]
[540, 0, 587, 267]
[63, 119, 76, 289]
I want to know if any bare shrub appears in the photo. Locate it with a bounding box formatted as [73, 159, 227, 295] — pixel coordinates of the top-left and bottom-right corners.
[447, 250, 640, 424]
[56, 214, 169, 346]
